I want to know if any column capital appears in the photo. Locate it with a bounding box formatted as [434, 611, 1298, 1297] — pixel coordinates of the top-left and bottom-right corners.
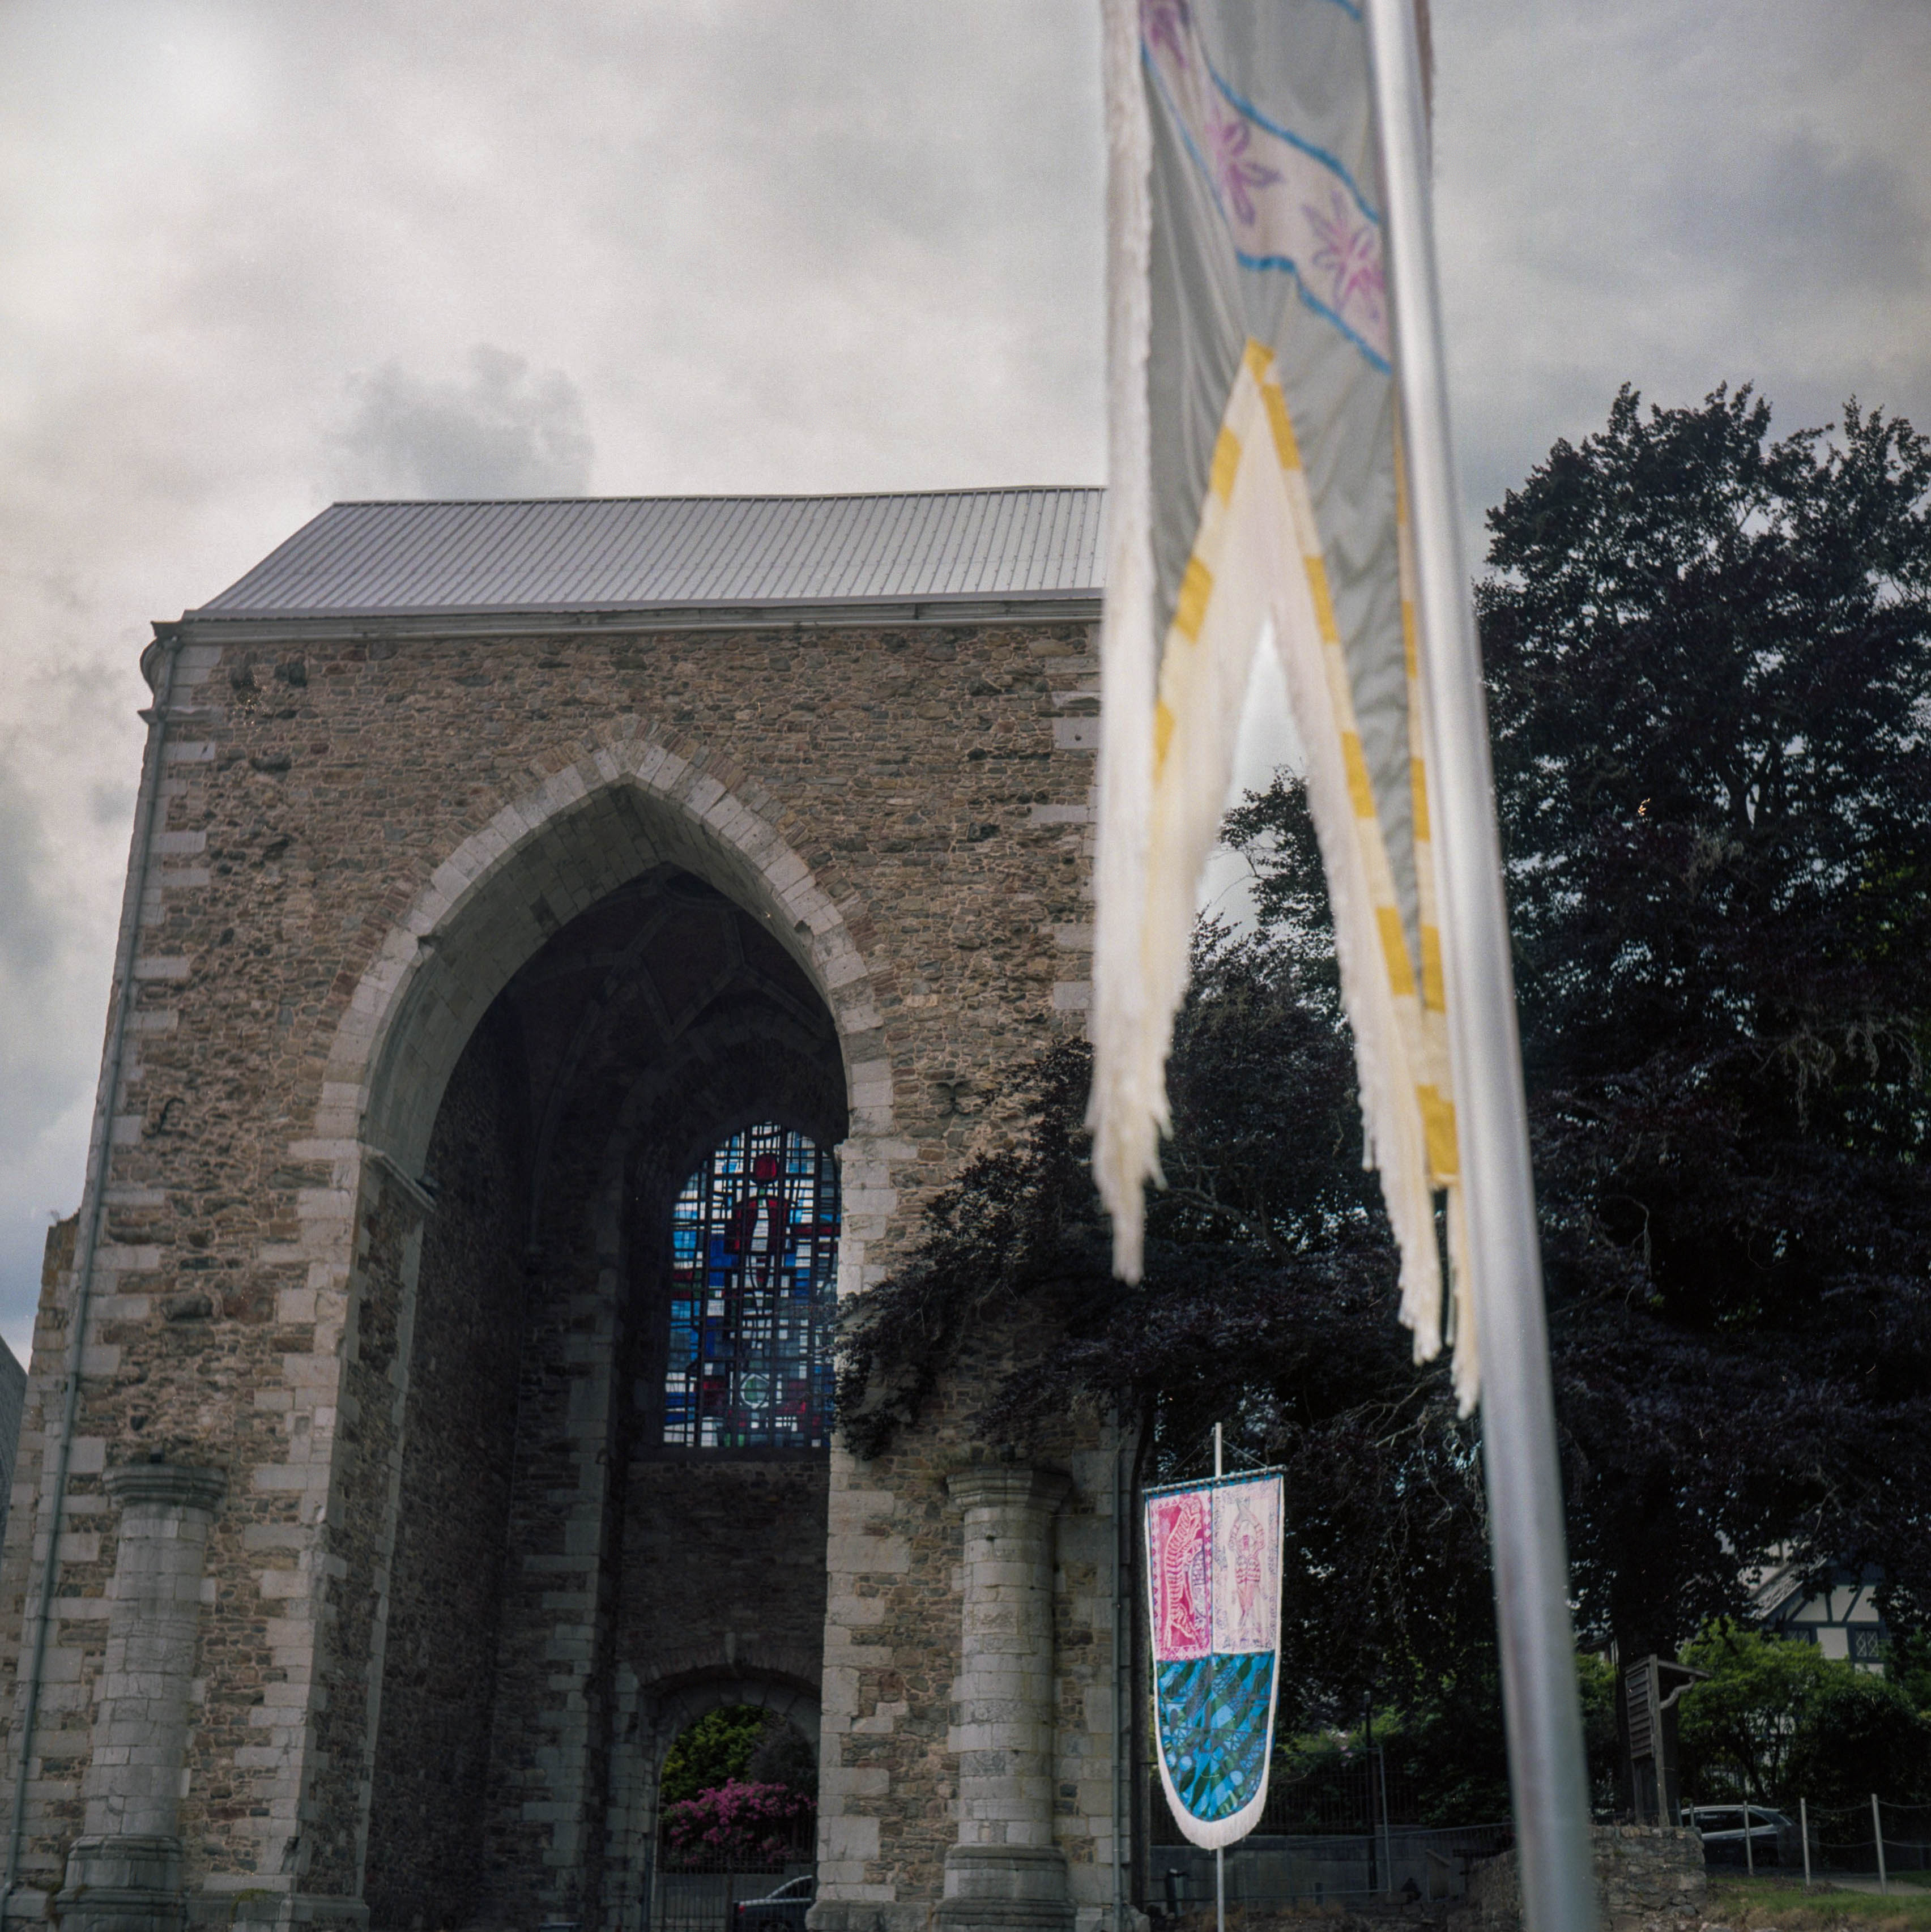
[945, 1464, 1072, 1515]
[104, 1463, 228, 1516]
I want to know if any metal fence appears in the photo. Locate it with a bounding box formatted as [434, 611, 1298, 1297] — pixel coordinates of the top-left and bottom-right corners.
[647, 1822, 816, 1932]
[1148, 1746, 1508, 1906]
[1154, 1750, 1422, 1843]
[1804, 1798, 1931, 1888]
[650, 1865, 815, 1932]
[1150, 1824, 1513, 1909]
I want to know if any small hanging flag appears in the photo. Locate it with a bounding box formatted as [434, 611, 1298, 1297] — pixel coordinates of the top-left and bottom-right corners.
[1145, 1471, 1286, 1850]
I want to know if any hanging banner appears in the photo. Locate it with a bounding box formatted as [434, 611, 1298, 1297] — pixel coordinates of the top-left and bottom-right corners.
[1145, 1471, 1285, 1849]
[1092, 0, 1478, 1413]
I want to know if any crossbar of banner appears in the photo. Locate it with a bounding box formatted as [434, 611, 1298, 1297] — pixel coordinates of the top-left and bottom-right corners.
[1359, 6, 1598, 1931]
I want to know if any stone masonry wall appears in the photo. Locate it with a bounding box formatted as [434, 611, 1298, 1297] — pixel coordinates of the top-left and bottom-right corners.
[816, 1308, 1126, 1932]
[363, 1011, 531, 1931]
[0, 610, 1101, 1922]
[1465, 1826, 1706, 1932]
[617, 1460, 829, 1692]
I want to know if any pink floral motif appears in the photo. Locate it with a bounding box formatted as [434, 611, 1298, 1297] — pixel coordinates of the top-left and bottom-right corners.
[1305, 189, 1385, 332]
[1141, 0, 1191, 69]
[1205, 110, 1281, 228]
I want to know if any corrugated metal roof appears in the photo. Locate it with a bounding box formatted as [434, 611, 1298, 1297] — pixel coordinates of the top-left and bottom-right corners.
[188, 489, 1105, 620]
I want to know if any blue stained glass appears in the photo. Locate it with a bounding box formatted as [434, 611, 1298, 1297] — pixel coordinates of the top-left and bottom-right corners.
[661, 1122, 839, 1449]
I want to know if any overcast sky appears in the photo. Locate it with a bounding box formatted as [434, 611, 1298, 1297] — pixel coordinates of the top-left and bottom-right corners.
[2, 0, 1928, 1366]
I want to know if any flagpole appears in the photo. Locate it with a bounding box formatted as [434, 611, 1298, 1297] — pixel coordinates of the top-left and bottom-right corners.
[1213, 1425, 1225, 1932]
[1359, 7, 1598, 1932]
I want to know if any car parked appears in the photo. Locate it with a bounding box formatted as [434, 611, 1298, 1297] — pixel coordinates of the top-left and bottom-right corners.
[734, 1874, 815, 1932]
[1683, 1805, 1801, 1868]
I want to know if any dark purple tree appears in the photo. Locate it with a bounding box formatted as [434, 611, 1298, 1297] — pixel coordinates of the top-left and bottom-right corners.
[1478, 385, 1931, 1663]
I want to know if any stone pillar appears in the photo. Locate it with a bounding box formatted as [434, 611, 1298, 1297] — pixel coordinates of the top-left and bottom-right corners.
[938, 1466, 1073, 1932]
[56, 1465, 227, 1932]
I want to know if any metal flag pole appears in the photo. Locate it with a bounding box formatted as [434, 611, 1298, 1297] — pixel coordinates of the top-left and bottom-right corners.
[1359, 7, 1598, 1932]
[1213, 1424, 1225, 1932]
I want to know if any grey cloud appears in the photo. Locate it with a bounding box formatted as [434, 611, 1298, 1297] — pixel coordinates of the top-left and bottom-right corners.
[1668, 134, 1928, 298]
[0, 761, 61, 982]
[0, 756, 103, 1358]
[1433, 0, 1931, 568]
[331, 346, 594, 498]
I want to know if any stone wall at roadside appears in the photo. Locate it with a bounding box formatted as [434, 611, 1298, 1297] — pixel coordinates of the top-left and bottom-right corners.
[1465, 1826, 1706, 1932]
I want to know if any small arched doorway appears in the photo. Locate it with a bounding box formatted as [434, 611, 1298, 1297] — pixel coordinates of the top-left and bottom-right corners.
[644, 1696, 820, 1932]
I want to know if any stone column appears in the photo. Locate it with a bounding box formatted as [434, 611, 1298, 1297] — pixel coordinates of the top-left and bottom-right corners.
[938, 1466, 1073, 1932]
[56, 1464, 227, 1932]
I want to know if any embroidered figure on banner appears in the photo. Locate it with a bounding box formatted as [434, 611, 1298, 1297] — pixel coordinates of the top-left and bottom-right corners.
[1150, 1490, 1212, 1659]
[1145, 1471, 1286, 1851]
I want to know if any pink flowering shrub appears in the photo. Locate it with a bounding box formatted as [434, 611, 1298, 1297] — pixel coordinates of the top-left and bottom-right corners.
[662, 1779, 815, 1865]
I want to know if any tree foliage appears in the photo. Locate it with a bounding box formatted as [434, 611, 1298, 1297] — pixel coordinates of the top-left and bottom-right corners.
[1478, 385, 1931, 1657]
[837, 926, 1495, 1762]
[1675, 1623, 1931, 1808]
[660, 1781, 816, 1864]
[660, 1707, 811, 1807]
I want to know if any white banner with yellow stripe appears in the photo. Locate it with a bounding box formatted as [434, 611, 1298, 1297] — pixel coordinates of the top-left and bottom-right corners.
[1093, 0, 1476, 1406]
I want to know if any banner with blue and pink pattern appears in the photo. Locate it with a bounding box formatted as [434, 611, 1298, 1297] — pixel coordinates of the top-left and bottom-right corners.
[1145, 1471, 1285, 1849]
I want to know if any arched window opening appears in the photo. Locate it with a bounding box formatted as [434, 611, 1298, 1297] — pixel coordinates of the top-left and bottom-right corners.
[663, 1123, 838, 1449]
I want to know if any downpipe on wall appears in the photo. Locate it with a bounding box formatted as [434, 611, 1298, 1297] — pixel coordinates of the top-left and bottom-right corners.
[1, 628, 185, 1910]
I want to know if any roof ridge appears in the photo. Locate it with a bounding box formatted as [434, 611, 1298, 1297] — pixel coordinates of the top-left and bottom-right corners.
[189, 488, 1106, 619]
[325, 485, 1103, 509]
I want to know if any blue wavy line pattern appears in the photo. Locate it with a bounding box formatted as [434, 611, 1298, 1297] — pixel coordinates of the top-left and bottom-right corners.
[1146, 47, 1390, 374]
[1205, 67, 1380, 226]
[1157, 1652, 1278, 1822]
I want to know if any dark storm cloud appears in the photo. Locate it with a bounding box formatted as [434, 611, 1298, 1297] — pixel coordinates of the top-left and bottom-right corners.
[1431, 0, 1931, 568]
[1674, 136, 1928, 300]
[332, 347, 594, 499]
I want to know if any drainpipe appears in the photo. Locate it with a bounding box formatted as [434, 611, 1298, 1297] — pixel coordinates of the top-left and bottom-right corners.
[2, 625, 184, 1909]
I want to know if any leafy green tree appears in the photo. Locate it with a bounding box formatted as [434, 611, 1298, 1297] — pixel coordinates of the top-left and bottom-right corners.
[660, 1707, 778, 1807]
[1676, 1624, 1839, 1802]
[1478, 385, 1931, 1662]
[1783, 1673, 1931, 1810]
[1674, 1623, 1931, 1807]
[1576, 1651, 1623, 1811]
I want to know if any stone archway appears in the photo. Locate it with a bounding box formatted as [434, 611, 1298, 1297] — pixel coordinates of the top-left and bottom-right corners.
[278, 738, 891, 1932]
[313, 732, 898, 1289]
[604, 1667, 825, 1932]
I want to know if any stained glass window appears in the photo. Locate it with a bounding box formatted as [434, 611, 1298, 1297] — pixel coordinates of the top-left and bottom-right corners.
[662, 1124, 839, 1449]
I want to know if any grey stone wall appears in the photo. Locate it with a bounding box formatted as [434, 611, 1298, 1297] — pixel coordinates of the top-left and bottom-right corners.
[617, 1460, 829, 1692]
[813, 1313, 1126, 1932]
[363, 1011, 531, 1930]
[1465, 1826, 1706, 1932]
[0, 611, 1106, 1931]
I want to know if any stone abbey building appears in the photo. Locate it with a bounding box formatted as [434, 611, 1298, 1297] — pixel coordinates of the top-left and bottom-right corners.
[0, 493, 1133, 1932]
